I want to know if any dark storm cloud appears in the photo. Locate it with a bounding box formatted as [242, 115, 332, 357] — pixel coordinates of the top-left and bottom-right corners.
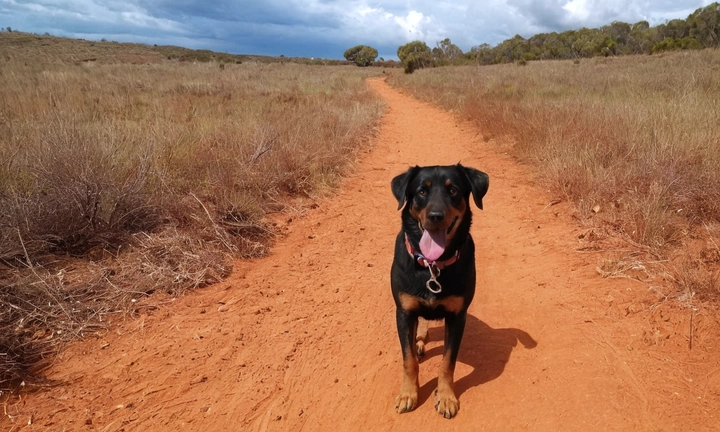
[0, 0, 715, 59]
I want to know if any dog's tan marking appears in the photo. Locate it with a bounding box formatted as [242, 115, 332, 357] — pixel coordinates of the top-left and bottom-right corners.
[435, 346, 459, 418]
[398, 292, 420, 312]
[416, 318, 429, 357]
[437, 295, 465, 314]
[452, 198, 467, 216]
[396, 323, 420, 413]
[411, 197, 467, 235]
[398, 293, 465, 314]
[445, 198, 467, 243]
[409, 205, 426, 224]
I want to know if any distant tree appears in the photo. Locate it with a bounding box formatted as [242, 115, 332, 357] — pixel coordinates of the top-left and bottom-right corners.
[468, 43, 494, 64]
[432, 38, 463, 65]
[343, 45, 378, 67]
[466, 1, 720, 65]
[355, 46, 378, 66]
[628, 21, 653, 54]
[661, 19, 690, 39]
[687, 3, 720, 47]
[652, 36, 702, 53]
[606, 21, 632, 45]
[493, 34, 528, 63]
[397, 40, 432, 73]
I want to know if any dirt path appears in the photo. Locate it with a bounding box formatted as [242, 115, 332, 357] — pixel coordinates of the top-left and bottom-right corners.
[7, 78, 720, 431]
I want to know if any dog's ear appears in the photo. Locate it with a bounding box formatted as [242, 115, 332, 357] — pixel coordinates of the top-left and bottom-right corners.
[391, 166, 420, 210]
[458, 164, 489, 210]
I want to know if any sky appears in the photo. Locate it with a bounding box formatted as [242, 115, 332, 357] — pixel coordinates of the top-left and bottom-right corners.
[0, 1, 715, 60]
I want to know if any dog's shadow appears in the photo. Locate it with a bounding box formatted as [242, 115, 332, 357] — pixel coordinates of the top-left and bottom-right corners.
[417, 313, 537, 404]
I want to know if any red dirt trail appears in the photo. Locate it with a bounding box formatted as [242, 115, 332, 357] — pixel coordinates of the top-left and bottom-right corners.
[6, 78, 720, 431]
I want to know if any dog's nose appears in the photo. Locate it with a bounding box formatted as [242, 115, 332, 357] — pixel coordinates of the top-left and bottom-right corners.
[427, 210, 445, 223]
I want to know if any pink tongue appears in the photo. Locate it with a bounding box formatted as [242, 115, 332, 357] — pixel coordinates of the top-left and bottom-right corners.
[419, 229, 446, 261]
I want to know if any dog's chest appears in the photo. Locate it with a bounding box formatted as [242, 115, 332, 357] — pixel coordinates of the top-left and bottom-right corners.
[398, 292, 465, 315]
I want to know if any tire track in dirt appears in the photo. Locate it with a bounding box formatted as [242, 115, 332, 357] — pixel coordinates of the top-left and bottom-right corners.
[8, 77, 719, 431]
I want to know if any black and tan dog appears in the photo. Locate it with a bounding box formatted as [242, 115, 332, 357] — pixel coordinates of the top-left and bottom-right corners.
[390, 164, 489, 419]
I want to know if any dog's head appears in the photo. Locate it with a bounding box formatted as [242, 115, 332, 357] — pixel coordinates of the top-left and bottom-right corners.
[391, 164, 488, 260]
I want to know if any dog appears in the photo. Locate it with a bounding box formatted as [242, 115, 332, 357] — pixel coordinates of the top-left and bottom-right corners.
[390, 163, 489, 419]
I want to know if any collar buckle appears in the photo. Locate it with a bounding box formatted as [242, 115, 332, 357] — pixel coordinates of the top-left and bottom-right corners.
[404, 234, 461, 294]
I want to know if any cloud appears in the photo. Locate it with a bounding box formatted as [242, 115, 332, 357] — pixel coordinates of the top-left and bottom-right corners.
[0, 0, 715, 59]
[1, 0, 185, 40]
[393, 10, 431, 39]
[507, 0, 713, 34]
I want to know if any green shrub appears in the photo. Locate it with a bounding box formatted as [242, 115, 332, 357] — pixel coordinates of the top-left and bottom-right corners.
[397, 41, 433, 74]
[344, 45, 379, 67]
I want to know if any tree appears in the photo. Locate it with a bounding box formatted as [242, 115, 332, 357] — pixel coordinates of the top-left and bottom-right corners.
[343, 45, 378, 67]
[397, 41, 432, 73]
[661, 19, 690, 39]
[687, 3, 720, 47]
[628, 20, 653, 54]
[432, 38, 464, 65]
[606, 21, 632, 45]
[440, 2, 720, 66]
[468, 43, 494, 64]
[652, 36, 702, 53]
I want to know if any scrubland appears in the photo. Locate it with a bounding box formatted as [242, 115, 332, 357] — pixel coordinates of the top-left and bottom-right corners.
[390, 50, 720, 302]
[0, 37, 383, 388]
[4, 29, 720, 393]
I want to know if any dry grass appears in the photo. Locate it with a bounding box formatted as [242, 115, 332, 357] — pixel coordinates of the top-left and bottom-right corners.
[0, 36, 384, 390]
[389, 49, 720, 301]
[0, 30, 348, 65]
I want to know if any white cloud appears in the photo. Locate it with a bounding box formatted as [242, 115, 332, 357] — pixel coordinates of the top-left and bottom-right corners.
[393, 10, 431, 40]
[0, 0, 715, 59]
[119, 11, 180, 32]
[563, 0, 591, 22]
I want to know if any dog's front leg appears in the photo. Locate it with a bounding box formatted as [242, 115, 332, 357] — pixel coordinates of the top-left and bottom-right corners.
[435, 311, 467, 418]
[395, 308, 419, 413]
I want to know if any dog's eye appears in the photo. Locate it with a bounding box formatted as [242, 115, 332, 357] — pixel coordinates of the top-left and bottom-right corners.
[418, 189, 427, 197]
[448, 186, 459, 196]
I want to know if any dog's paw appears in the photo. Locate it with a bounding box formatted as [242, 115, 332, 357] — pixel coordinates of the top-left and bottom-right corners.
[416, 340, 425, 357]
[395, 392, 418, 414]
[434, 389, 459, 419]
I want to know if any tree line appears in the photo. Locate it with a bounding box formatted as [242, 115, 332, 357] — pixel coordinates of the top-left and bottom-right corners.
[345, 2, 720, 72]
[470, 2, 720, 65]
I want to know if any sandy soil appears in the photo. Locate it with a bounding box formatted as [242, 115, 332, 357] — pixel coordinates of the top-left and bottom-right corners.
[5, 77, 720, 431]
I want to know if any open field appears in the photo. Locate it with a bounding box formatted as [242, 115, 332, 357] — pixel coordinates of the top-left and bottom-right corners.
[389, 50, 720, 302]
[3, 31, 720, 431]
[6, 77, 720, 432]
[0, 36, 384, 388]
[0, 30, 345, 65]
